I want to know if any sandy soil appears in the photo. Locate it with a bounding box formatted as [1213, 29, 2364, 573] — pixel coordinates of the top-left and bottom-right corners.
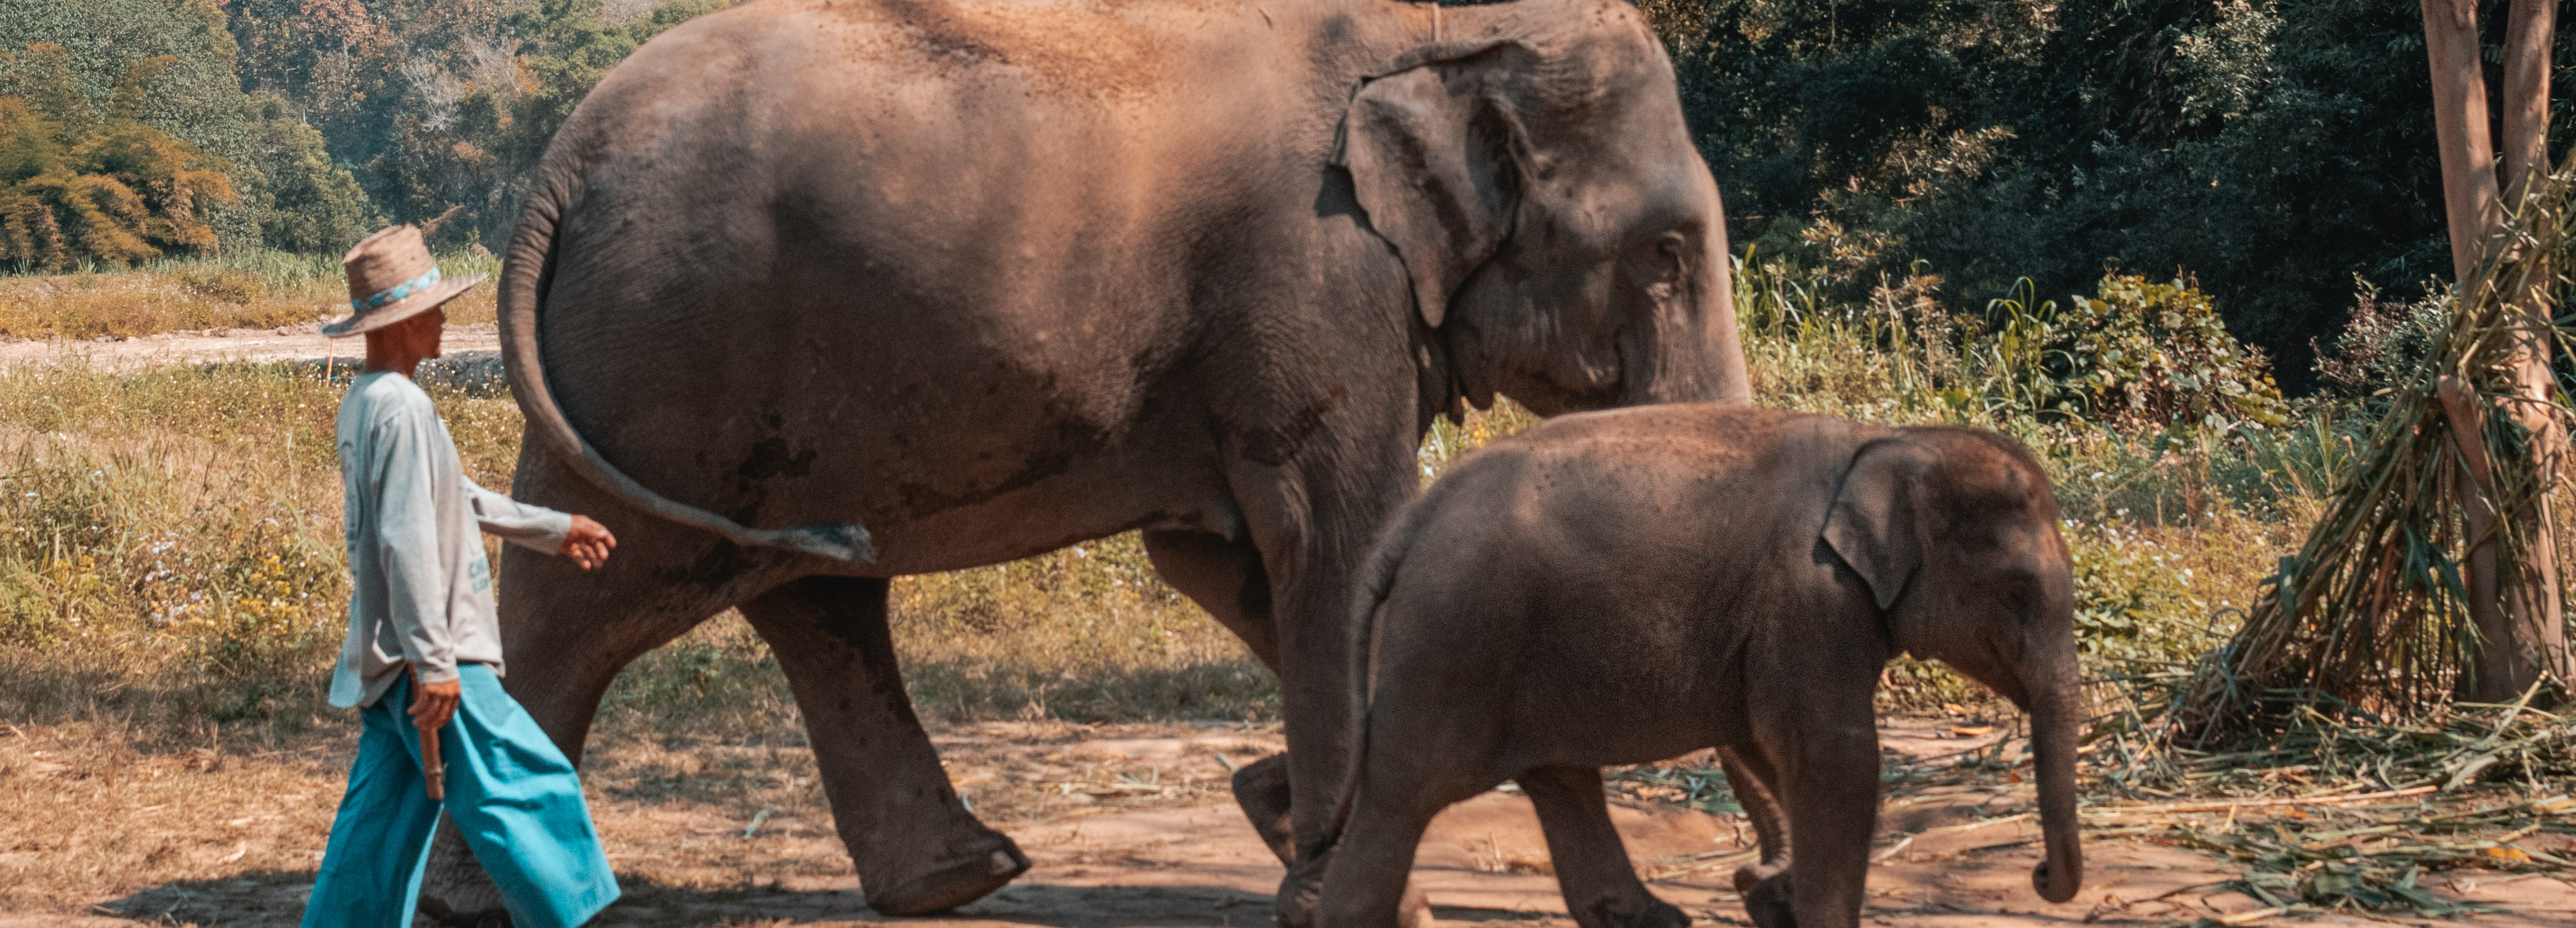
[0, 323, 502, 372]
[5, 717, 2567, 928]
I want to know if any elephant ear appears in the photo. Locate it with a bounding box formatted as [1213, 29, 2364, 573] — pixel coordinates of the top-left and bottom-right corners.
[1335, 42, 1525, 328]
[1823, 436, 1936, 611]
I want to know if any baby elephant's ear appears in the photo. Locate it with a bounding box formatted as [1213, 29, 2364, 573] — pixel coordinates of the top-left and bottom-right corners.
[1823, 437, 1935, 610]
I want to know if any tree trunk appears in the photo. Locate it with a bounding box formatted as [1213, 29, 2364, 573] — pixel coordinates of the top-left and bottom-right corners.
[2500, 0, 2571, 691]
[2423, 0, 2499, 283]
[2422, 0, 2570, 700]
[2503, 0, 2555, 205]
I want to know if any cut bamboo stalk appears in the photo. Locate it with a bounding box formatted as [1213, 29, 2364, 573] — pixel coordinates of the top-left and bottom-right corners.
[2086, 785, 2436, 815]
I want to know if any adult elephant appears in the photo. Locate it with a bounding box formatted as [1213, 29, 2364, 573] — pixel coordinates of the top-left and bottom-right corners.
[417, 0, 1752, 920]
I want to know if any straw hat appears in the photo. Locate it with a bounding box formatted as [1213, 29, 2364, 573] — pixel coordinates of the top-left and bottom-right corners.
[322, 225, 484, 337]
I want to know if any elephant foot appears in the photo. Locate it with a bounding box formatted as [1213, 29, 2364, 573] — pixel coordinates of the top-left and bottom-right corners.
[1732, 857, 1789, 894]
[1577, 892, 1686, 928]
[416, 819, 511, 928]
[1275, 857, 1327, 928]
[863, 832, 1031, 915]
[1230, 752, 1296, 863]
[1741, 872, 1796, 928]
[1278, 864, 1429, 928]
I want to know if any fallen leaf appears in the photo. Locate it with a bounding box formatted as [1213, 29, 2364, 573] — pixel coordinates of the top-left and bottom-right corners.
[2486, 846, 2530, 862]
[1951, 725, 1995, 737]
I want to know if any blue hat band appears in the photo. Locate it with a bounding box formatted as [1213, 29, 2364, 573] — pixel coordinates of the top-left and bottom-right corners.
[352, 266, 441, 313]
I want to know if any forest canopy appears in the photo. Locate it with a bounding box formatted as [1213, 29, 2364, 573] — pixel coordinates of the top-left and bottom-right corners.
[0, 0, 2555, 391]
[1639, 0, 2566, 389]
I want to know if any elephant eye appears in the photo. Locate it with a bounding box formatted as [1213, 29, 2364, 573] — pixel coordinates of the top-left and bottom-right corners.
[1997, 575, 2038, 621]
[1645, 230, 1690, 284]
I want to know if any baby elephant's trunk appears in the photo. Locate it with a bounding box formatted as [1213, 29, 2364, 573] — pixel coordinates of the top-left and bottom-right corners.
[2026, 661, 2085, 902]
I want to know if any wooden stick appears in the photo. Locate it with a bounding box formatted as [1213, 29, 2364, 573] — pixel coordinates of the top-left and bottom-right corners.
[411, 666, 445, 801]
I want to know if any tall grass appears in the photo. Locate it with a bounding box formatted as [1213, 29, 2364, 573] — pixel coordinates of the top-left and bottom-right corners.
[0, 360, 1270, 741]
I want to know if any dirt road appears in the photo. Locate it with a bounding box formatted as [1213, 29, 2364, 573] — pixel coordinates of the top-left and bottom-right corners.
[0, 323, 501, 373]
[7, 717, 2566, 928]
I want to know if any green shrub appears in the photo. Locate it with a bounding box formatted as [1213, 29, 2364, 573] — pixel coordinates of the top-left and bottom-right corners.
[2052, 274, 2292, 431]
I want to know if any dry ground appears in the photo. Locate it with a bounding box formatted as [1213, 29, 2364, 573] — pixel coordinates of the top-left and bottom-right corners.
[4, 716, 2569, 928]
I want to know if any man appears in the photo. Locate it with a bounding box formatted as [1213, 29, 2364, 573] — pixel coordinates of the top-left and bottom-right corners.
[305, 225, 623, 928]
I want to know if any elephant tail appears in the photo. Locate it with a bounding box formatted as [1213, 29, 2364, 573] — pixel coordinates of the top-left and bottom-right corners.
[1311, 502, 1422, 858]
[497, 172, 874, 563]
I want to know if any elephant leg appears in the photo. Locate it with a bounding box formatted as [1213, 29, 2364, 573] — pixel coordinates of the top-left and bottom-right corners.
[1141, 529, 1296, 863]
[738, 576, 1029, 914]
[1779, 727, 1880, 928]
[1717, 743, 1792, 892]
[416, 515, 777, 926]
[1315, 746, 1478, 928]
[1519, 765, 1688, 928]
[1269, 520, 1397, 927]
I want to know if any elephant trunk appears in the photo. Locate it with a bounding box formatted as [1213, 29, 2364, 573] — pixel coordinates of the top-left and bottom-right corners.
[1639, 207, 1753, 407]
[1690, 232, 1753, 406]
[2026, 655, 2085, 903]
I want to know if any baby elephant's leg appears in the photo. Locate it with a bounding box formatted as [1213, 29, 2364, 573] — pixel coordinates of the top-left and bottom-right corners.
[1518, 766, 1688, 928]
[1717, 744, 1792, 893]
[1315, 762, 1456, 928]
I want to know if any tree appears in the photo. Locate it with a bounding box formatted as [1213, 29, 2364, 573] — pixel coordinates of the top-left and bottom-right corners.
[0, 50, 238, 269]
[2418, 0, 2571, 700]
[2, 0, 378, 260]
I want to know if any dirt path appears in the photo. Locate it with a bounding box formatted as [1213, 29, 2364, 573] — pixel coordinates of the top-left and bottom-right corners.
[0, 322, 501, 372]
[8, 718, 2567, 928]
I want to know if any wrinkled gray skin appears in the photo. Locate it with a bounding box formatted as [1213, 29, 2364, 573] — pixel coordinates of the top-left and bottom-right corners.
[412, 0, 1752, 921]
[1318, 406, 2085, 928]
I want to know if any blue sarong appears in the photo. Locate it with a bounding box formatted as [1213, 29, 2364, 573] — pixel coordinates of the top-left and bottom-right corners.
[303, 664, 619, 928]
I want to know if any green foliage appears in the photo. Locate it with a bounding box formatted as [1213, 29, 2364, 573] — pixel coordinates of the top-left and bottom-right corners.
[2018, 273, 2293, 431]
[0, 0, 372, 262]
[2309, 278, 2451, 404]
[2066, 521, 2228, 673]
[0, 51, 239, 269]
[1642, 0, 2506, 390]
[228, 0, 726, 247]
[246, 93, 377, 252]
[1737, 252, 2290, 435]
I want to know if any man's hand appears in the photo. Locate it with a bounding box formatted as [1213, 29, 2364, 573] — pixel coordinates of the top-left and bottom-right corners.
[411, 677, 462, 732]
[561, 515, 616, 569]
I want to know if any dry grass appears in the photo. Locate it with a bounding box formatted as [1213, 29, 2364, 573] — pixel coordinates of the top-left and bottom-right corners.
[0, 251, 500, 342]
[0, 359, 1273, 742]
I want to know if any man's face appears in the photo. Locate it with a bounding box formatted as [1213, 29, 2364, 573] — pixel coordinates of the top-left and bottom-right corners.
[399, 307, 446, 359]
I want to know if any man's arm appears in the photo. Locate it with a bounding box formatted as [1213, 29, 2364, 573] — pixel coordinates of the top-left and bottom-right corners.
[463, 478, 572, 551]
[462, 478, 615, 569]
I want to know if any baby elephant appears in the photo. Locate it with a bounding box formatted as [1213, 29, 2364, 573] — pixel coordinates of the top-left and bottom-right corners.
[1316, 405, 2083, 928]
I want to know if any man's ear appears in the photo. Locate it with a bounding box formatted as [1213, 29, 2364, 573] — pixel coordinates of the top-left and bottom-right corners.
[1334, 42, 1525, 329]
[1823, 436, 1935, 610]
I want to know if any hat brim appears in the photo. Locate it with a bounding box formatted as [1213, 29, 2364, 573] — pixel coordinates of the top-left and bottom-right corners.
[322, 275, 485, 337]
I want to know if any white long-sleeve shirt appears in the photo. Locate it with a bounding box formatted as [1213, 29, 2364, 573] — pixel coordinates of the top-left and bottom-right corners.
[329, 371, 571, 708]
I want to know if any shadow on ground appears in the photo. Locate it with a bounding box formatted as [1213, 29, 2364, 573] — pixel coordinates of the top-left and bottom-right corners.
[99, 875, 1297, 928]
